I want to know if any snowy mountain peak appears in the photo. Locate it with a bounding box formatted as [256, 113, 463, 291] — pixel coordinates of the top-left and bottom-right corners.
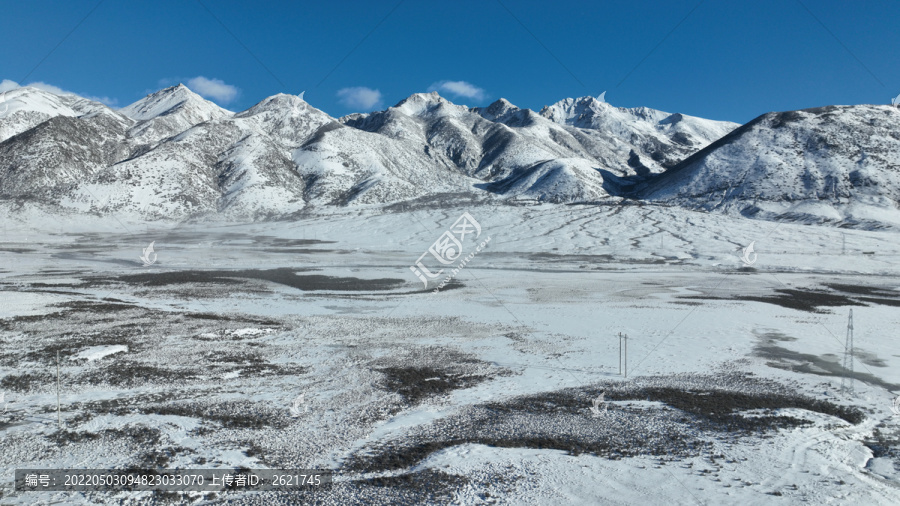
[404, 91, 443, 102]
[539, 96, 611, 127]
[0, 87, 86, 143]
[120, 84, 231, 122]
[0, 86, 77, 118]
[236, 93, 311, 118]
[472, 98, 521, 122]
[393, 91, 468, 118]
[232, 93, 334, 148]
[119, 84, 233, 144]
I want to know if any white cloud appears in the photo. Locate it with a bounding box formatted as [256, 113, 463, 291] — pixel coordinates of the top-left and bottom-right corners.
[86, 95, 118, 107]
[26, 81, 69, 96]
[427, 80, 487, 102]
[186, 76, 239, 104]
[0, 79, 20, 93]
[336, 86, 383, 111]
[0, 79, 118, 106]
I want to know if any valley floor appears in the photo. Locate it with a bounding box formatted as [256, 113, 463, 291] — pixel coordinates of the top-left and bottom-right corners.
[2, 202, 900, 505]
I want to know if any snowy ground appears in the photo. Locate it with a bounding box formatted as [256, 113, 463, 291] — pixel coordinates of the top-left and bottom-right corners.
[2, 201, 900, 505]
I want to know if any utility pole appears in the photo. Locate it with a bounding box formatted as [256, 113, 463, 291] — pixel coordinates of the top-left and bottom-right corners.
[56, 351, 61, 429]
[840, 309, 854, 396]
[619, 333, 629, 378]
[842, 233, 846, 255]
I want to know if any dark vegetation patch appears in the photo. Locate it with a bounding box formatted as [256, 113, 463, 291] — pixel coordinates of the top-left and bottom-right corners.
[823, 283, 900, 307]
[0, 372, 53, 392]
[26, 283, 87, 289]
[68, 392, 175, 419]
[47, 425, 162, 447]
[429, 281, 469, 293]
[354, 469, 467, 490]
[856, 296, 900, 307]
[23, 334, 139, 363]
[683, 283, 900, 313]
[203, 351, 307, 377]
[0, 311, 67, 330]
[848, 349, 887, 368]
[376, 366, 487, 406]
[145, 401, 288, 430]
[1, 305, 148, 351]
[111, 271, 245, 287]
[754, 341, 900, 391]
[487, 386, 857, 425]
[136, 446, 191, 468]
[863, 427, 900, 468]
[530, 251, 666, 265]
[191, 332, 226, 341]
[350, 469, 467, 502]
[347, 409, 704, 473]
[192, 329, 281, 342]
[259, 248, 341, 254]
[681, 288, 864, 313]
[65, 411, 96, 427]
[242, 442, 276, 467]
[11, 289, 86, 298]
[111, 268, 405, 291]
[823, 283, 900, 297]
[184, 312, 232, 321]
[81, 361, 199, 388]
[47, 429, 101, 445]
[632, 387, 862, 426]
[348, 374, 864, 473]
[55, 300, 138, 312]
[258, 238, 336, 247]
[529, 252, 616, 263]
[183, 313, 280, 326]
[102, 425, 163, 447]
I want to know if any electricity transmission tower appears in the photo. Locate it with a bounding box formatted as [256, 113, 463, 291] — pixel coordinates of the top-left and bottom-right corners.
[840, 309, 854, 395]
[619, 332, 628, 379]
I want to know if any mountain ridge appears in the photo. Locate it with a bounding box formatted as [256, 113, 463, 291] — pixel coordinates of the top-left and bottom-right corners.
[1, 84, 896, 229]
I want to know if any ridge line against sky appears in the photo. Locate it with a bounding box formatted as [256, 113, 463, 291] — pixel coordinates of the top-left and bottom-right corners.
[0, 0, 898, 123]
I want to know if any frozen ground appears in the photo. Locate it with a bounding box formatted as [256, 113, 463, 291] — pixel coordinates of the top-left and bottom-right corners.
[1, 201, 900, 505]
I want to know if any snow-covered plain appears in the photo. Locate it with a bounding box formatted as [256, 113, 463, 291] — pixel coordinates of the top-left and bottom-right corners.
[1, 202, 900, 505]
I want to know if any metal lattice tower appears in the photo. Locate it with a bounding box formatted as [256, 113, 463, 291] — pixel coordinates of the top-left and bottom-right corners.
[840, 309, 854, 395]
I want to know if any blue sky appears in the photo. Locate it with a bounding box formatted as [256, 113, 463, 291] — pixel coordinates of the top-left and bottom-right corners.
[1, 0, 898, 123]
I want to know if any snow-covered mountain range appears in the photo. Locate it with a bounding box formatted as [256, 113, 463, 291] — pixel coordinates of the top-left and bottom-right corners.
[0, 84, 897, 228]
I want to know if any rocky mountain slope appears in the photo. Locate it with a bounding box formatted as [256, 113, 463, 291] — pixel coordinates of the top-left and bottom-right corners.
[636, 105, 900, 228]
